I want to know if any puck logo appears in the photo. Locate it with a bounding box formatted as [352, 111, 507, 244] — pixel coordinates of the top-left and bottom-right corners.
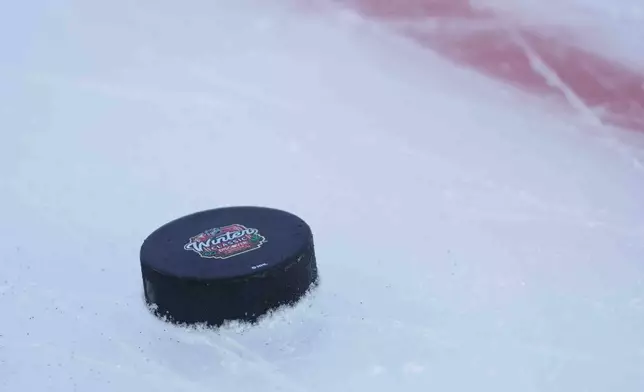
[183, 224, 267, 259]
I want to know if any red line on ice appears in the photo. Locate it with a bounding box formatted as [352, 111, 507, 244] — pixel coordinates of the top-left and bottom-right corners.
[344, 0, 644, 132]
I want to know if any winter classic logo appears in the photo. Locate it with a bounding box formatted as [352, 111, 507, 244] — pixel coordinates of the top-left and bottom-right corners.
[183, 224, 267, 259]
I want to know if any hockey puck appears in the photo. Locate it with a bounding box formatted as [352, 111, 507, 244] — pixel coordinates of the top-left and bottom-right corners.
[139, 206, 318, 327]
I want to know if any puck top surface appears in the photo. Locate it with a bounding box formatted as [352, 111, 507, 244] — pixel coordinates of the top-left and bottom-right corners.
[140, 206, 313, 280]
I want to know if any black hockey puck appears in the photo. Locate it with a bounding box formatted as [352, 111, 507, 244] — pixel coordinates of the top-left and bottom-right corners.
[139, 206, 318, 327]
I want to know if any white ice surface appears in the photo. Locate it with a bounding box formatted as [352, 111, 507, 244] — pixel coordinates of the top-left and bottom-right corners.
[479, 0, 644, 69]
[2, 0, 644, 391]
